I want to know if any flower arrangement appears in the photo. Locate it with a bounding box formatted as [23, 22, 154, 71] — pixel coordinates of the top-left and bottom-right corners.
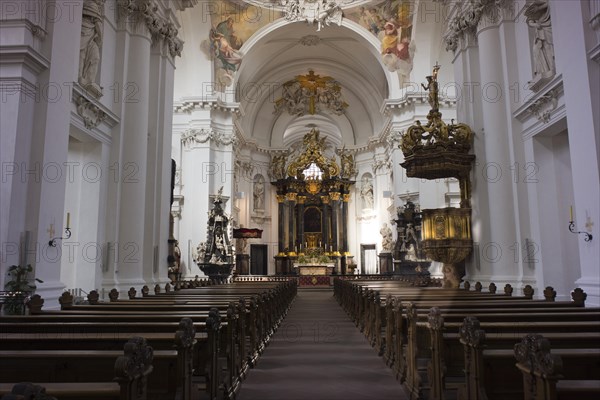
[297, 252, 331, 265]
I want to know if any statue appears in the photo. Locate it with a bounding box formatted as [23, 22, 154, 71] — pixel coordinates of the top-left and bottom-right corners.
[194, 187, 234, 277]
[340, 151, 356, 179]
[193, 242, 206, 263]
[270, 154, 287, 180]
[380, 223, 393, 252]
[421, 63, 440, 111]
[360, 178, 374, 209]
[525, 0, 555, 86]
[253, 176, 265, 211]
[79, 0, 105, 97]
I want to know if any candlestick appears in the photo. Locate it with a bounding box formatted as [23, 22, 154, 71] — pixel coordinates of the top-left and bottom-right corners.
[66, 212, 71, 229]
[569, 206, 572, 222]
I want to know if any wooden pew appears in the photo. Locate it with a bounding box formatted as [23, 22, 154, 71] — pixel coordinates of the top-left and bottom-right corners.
[5, 280, 295, 400]
[401, 296, 598, 399]
[0, 317, 203, 400]
[334, 279, 599, 400]
[0, 337, 154, 400]
[457, 320, 600, 400]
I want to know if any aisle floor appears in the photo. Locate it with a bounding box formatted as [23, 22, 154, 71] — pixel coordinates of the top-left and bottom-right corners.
[237, 288, 408, 400]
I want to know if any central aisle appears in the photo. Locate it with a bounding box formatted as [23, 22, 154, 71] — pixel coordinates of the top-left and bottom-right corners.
[237, 288, 407, 400]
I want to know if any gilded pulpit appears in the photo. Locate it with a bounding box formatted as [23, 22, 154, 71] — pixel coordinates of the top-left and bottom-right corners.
[400, 64, 475, 288]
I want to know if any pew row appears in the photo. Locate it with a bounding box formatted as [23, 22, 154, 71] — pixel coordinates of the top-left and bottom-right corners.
[333, 278, 599, 400]
[0, 337, 154, 400]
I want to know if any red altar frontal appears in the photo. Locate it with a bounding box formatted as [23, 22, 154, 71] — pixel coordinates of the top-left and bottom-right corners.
[298, 275, 332, 286]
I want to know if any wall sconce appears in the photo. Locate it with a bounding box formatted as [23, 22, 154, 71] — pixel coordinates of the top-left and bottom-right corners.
[49, 213, 72, 247]
[568, 206, 593, 242]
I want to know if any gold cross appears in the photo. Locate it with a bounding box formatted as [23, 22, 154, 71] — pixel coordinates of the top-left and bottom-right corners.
[296, 70, 334, 114]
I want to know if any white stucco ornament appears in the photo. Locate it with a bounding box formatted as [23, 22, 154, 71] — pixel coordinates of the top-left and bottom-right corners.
[281, 0, 343, 31]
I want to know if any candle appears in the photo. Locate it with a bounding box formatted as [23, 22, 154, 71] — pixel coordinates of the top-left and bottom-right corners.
[295, 245, 297, 253]
[66, 212, 71, 229]
[570, 206, 573, 222]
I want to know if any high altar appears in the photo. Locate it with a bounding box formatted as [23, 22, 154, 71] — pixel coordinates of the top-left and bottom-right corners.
[270, 128, 356, 275]
[293, 264, 335, 276]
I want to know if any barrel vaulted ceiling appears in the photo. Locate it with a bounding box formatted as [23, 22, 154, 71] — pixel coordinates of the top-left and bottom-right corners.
[236, 20, 391, 148]
[178, 0, 435, 148]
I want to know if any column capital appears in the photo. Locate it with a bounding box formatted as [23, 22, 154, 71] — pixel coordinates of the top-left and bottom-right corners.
[443, 0, 515, 52]
[343, 193, 351, 202]
[276, 194, 286, 203]
[329, 192, 341, 202]
[117, 0, 184, 58]
[286, 192, 298, 202]
[321, 195, 330, 205]
[476, 0, 516, 33]
[297, 195, 307, 204]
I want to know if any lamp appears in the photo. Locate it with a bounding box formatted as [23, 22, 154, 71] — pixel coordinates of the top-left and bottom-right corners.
[49, 213, 72, 247]
[568, 206, 593, 242]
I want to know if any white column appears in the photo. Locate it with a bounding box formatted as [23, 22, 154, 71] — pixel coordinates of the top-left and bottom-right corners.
[146, 41, 178, 285]
[449, 19, 488, 283]
[551, 2, 600, 306]
[475, 9, 522, 287]
[31, 1, 83, 306]
[113, 7, 151, 291]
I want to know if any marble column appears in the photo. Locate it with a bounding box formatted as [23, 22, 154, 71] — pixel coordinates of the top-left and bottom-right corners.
[147, 31, 179, 286]
[113, 5, 152, 291]
[321, 195, 330, 252]
[329, 192, 341, 252]
[341, 193, 350, 253]
[551, 1, 600, 305]
[475, 5, 521, 284]
[276, 195, 286, 254]
[297, 196, 306, 252]
[447, 10, 486, 284]
[286, 192, 297, 253]
[29, 1, 83, 307]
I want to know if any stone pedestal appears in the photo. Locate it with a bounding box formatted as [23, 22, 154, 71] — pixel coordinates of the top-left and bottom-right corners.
[275, 256, 287, 275]
[378, 252, 393, 275]
[236, 254, 250, 275]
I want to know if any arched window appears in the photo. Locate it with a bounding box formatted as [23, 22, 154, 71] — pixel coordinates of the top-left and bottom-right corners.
[302, 162, 323, 181]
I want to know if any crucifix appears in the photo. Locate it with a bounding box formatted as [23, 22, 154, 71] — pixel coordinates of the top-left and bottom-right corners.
[295, 70, 334, 114]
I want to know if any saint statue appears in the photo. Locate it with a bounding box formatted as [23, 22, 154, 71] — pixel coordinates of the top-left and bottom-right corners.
[525, 0, 555, 85]
[380, 223, 393, 252]
[360, 178, 374, 210]
[253, 176, 265, 211]
[79, 0, 105, 97]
